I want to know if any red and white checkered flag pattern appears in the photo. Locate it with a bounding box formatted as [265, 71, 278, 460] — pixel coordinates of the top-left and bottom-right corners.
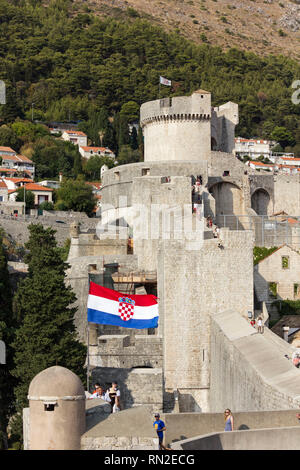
[118, 297, 135, 321]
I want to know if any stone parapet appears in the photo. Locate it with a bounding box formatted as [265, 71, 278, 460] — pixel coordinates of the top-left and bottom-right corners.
[81, 435, 157, 450]
[140, 92, 211, 127]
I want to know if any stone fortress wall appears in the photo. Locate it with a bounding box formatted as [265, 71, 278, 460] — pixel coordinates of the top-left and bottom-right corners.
[20, 87, 300, 450]
[0, 211, 98, 247]
[100, 160, 209, 227]
[101, 151, 300, 236]
[158, 228, 254, 412]
[65, 88, 300, 416]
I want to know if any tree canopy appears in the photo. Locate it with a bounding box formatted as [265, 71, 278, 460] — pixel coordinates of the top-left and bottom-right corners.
[11, 224, 86, 440]
[0, 0, 299, 158]
[0, 228, 15, 449]
[55, 178, 97, 215]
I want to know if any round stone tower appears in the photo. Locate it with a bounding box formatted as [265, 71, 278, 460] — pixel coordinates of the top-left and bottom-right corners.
[140, 90, 211, 162]
[28, 366, 86, 450]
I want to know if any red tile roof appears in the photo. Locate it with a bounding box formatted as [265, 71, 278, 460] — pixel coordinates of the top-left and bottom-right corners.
[276, 164, 298, 170]
[0, 146, 16, 153]
[0, 169, 33, 177]
[4, 177, 33, 183]
[80, 146, 113, 153]
[64, 130, 87, 136]
[0, 168, 18, 173]
[1, 154, 33, 163]
[0, 179, 7, 189]
[25, 183, 53, 192]
[86, 181, 102, 190]
[249, 161, 274, 167]
[280, 157, 300, 161]
[235, 139, 267, 144]
[8, 183, 53, 193]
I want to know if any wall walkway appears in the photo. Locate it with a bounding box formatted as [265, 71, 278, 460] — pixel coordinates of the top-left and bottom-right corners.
[171, 426, 300, 450]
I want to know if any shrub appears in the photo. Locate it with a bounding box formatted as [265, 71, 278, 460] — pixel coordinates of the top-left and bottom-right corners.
[39, 201, 54, 211]
[253, 246, 278, 265]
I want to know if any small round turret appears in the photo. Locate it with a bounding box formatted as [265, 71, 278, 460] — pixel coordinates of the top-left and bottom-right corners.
[70, 221, 80, 238]
[28, 366, 86, 450]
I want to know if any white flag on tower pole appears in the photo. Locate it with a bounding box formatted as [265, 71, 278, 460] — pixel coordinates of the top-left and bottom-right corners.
[159, 76, 172, 86]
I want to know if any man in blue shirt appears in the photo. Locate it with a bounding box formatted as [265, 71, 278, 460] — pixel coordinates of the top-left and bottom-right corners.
[153, 413, 171, 450]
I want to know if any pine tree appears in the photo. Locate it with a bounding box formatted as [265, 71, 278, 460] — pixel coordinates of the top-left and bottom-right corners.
[11, 224, 86, 440]
[137, 126, 144, 162]
[130, 126, 138, 151]
[0, 229, 15, 450]
[73, 149, 83, 177]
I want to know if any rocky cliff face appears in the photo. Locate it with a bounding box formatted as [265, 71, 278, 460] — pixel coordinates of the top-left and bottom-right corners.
[279, 3, 300, 32]
[76, 0, 300, 59]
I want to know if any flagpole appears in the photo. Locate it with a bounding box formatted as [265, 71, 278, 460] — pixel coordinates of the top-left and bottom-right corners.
[87, 274, 90, 393]
[87, 321, 90, 392]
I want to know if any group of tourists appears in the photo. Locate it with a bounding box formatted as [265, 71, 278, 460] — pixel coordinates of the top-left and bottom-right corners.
[192, 175, 202, 211]
[90, 381, 121, 413]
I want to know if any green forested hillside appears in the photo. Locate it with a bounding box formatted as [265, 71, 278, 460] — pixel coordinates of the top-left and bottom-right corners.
[0, 0, 299, 159]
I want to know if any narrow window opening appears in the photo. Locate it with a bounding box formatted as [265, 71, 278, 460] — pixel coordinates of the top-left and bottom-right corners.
[44, 404, 55, 411]
[268, 282, 277, 299]
[282, 256, 289, 269]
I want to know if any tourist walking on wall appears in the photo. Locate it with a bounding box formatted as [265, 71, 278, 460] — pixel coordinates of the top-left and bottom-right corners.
[153, 413, 171, 450]
[257, 317, 263, 334]
[224, 409, 234, 431]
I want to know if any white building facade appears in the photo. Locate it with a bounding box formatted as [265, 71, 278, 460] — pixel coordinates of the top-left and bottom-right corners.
[234, 138, 275, 159]
[61, 130, 87, 147]
[79, 146, 115, 160]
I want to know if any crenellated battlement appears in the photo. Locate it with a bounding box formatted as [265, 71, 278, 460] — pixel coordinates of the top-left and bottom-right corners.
[141, 111, 211, 127]
[140, 91, 211, 128]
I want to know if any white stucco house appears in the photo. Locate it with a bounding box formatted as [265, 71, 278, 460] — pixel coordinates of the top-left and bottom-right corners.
[254, 245, 300, 304]
[79, 146, 115, 160]
[8, 182, 53, 206]
[61, 130, 87, 147]
[1, 151, 35, 178]
[0, 178, 8, 202]
[234, 138, 275, 160]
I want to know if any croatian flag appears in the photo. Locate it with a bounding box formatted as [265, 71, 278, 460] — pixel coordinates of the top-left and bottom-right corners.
[87, 282, 159, 329]
[159, 76, 172, 86]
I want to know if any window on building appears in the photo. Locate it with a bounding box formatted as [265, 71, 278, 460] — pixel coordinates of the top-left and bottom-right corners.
[114, 172, 120, 181]
[142, 168, 150, 176]
[268, 282, 277, 299]
[161, 176, 171, 184]
[44, 404, 56, 411]
[282, 256, 289, 269]
[294, 284, 299, 299]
